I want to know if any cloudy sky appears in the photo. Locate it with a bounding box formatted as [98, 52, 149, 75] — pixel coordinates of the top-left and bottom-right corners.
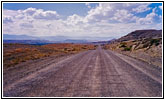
[3, 3, 162, 39]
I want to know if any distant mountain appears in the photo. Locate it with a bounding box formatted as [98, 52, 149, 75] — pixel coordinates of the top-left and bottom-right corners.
[3, 34, 69, 41]
[3, 34, 89, 44]
[3, 34, 114, 43]
[40, 36, 69, 41]
[92, 39, 116, 44]
[3, 34, 88, 42]
[63, 39, 88, 43]
[3, 40, 53, 45]
[117, 29, 162, 42]
[3, 34, 38, 40]
[76, 36, 114, 42]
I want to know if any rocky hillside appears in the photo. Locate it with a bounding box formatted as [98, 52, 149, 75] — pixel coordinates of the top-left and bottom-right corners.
[103, 29, 162, 68]
[117, 29, 162, 42]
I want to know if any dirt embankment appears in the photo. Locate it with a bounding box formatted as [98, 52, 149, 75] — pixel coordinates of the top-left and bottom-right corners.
[103, 38, 162, 68]
[3, 46, 162, 97]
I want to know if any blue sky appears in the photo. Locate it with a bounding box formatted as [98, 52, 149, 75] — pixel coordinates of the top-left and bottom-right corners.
[3, 3, 162, 39]
[3, 3, 98, 17]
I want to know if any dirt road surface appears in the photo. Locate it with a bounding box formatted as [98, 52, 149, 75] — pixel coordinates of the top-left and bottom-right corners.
[3, 46, 162, 97]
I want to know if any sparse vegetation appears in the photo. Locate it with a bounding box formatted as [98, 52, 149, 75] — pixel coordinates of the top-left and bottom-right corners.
[150, 38, 160, 46]
[102, 37, 162, 67]
[3, 43, 97, 68]
[124, 47, 131, 51]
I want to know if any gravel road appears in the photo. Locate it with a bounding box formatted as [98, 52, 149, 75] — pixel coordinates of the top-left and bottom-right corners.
[3, 46, 162, 97]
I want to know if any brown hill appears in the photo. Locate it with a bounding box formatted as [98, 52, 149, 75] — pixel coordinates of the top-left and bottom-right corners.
[103, 29, 162, 67]
[117, 29, 162, 42]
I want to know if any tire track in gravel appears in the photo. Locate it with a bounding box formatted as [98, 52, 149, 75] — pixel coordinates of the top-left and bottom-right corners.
[62, 51, 97, 97]
[3, 46, 162, 97]
[104, 50, 162, 97]
[101, 50, 131, 97]
[3, 51, 93, 96]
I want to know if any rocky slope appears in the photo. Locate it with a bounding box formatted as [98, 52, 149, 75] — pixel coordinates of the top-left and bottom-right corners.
[103, 29, 162, 68]
[117, 29, 162, 42]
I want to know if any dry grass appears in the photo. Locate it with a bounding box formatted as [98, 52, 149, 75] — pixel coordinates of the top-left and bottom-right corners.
[3, 43, 97, 68]
[103, 38, 162, 67]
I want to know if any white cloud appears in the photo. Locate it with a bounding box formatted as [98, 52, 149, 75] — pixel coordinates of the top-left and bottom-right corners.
[112, 9, 137, 23]
[132, 4, 151, 13]
[3, 8, 60, 36]
[66, 14, 84, 25]
[20, 23, 34, 28]
[3, 9, 18, 16]
[136, 7, 159, 25]
[84, 3, 152, 23]
[22, 7, 37, 15]
[3, 3, 162, 39]
[84, 3, 114, 23]
[14, 7, 60, 20]
[3, 16, 13, 23]
[33, 10, 59, 20]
